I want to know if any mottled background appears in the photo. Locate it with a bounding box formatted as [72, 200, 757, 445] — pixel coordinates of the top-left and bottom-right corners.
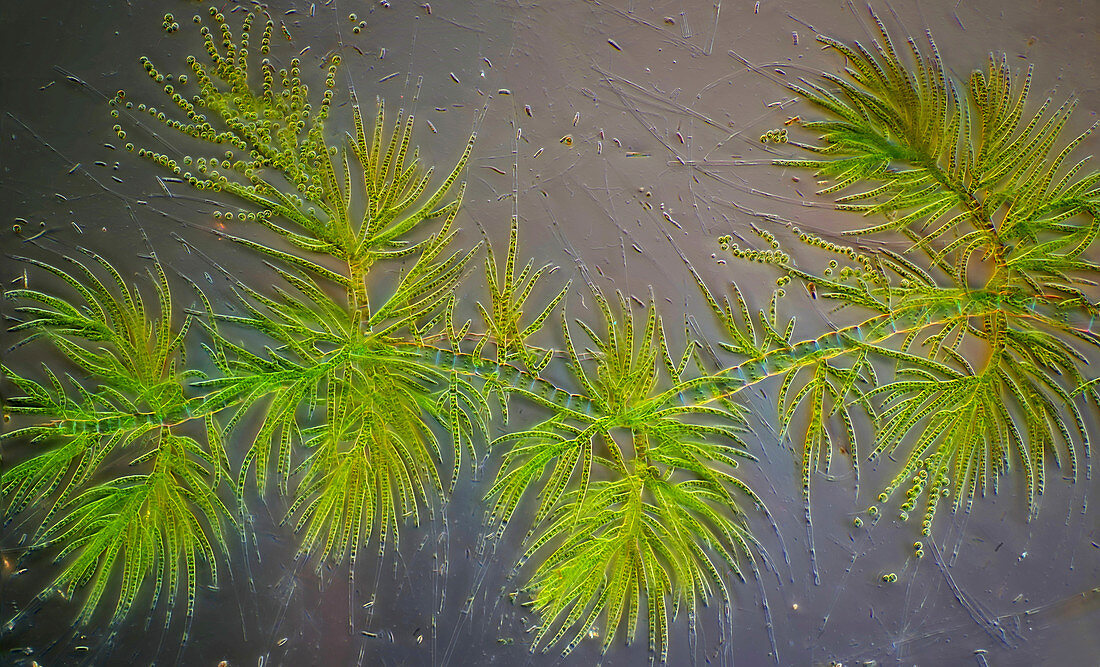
[1, 1, 1097, 665]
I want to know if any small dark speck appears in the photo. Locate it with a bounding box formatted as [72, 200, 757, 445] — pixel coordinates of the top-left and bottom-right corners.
[1091, 541, 1099, 549]
[995, 541, 1003, 552]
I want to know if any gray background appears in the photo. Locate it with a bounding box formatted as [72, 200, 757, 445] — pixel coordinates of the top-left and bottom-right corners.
[1, 0, 1097, 665]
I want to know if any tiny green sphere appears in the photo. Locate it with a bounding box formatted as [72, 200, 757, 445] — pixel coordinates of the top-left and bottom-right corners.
[125, 143, 134, 151]
[915, 549, 925, 559]
[852, 516, 863, 528]
[867, 505, 878, 516]
[881, 573, 897, 583]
